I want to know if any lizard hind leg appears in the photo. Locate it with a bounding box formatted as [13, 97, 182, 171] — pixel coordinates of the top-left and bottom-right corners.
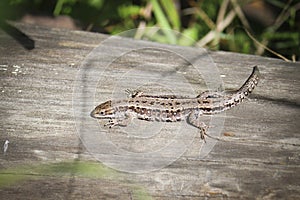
[125, 89, 143, 98]
[187, 110, 208, 142]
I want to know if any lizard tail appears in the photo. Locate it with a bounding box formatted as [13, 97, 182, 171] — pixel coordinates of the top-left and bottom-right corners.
[237, 66, 260, 95]
[229, 66, 260, 106]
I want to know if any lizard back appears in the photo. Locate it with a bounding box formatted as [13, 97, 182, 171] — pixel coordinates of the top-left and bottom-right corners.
[91, 66, 260, 123]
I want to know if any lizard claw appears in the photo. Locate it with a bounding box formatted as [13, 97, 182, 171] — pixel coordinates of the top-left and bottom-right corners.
[104, 119, 116, 128]
[200, 125, 209, 143]
[125, 89, 143, 98]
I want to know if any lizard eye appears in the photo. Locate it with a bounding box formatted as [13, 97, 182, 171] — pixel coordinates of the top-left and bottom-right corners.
[100, 111, 104, 115]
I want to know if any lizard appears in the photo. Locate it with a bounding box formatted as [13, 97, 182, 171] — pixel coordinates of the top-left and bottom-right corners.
[90, 66, 260, 141]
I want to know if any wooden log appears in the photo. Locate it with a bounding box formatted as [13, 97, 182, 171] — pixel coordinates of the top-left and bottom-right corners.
[0, 22, 299, 199]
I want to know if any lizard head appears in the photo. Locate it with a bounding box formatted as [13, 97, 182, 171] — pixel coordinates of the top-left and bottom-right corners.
[90, 100, 115, 119]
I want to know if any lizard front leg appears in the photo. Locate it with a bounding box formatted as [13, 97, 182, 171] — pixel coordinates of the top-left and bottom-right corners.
[104, 112, 134, 128]
[187, 110, 208, 142]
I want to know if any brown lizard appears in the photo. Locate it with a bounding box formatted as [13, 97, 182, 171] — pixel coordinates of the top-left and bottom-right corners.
[91, 66, 260, 141]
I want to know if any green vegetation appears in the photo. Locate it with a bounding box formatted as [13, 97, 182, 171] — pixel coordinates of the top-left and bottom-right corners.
[0, 161, 118, 187]
[0, 0, 299, 61]
[0, 161, 152, 199]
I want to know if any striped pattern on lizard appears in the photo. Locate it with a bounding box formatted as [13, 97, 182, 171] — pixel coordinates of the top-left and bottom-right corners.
[91, 66, 260, 141]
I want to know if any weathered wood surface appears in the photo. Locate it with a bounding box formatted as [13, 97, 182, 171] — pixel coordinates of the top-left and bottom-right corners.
[0, 22, 299, 199]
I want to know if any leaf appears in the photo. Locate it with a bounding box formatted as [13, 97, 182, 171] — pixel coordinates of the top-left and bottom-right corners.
[88, 0, 104, 9]
[178, 27, 198, 46]
[118, 5, 141, 18]
[160, 0, 181, 30]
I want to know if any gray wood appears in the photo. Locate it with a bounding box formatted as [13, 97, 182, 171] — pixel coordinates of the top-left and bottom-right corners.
[0, 22, 299, 199]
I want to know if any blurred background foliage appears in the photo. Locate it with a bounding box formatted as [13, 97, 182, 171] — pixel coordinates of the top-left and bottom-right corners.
[0, 0, 299, 61]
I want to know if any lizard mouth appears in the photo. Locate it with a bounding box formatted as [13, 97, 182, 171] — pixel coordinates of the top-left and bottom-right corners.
[90, 109, 102, 118]
[90, 109, 114, 119]
[90, 110, 103, 119]
[90, 110, 97, 118]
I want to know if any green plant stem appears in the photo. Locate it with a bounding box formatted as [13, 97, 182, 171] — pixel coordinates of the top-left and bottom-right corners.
[150, 0, 177, 44]
[53, 0, 65, 16]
